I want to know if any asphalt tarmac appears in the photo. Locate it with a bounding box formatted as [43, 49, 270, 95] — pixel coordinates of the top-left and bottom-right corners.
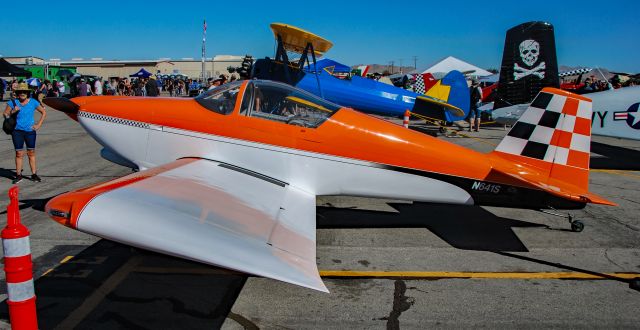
[0, 106, 639, 329]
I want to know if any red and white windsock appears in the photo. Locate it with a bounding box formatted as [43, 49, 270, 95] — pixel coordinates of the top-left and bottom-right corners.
[2, 186, 38, 330]
[403, 110, 410, 128]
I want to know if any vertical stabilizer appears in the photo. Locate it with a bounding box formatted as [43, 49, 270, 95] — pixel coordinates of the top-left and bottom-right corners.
[493, 88, 592, 190]
[494, 22, 559, 109]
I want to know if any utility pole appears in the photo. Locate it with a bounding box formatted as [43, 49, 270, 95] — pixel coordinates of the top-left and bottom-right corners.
[412, 56, 417, 69]
[201, 19, 207, 81]
[389, 61, 394, 74]
[398, 59, 403, 74]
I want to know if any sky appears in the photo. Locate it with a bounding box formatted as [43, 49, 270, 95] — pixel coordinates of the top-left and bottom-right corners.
[1, 0, 639, 72]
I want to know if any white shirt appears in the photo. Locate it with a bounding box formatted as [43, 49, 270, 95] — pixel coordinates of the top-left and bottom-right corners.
[94, 80, 103, 95]
[57, 81, 65, 93]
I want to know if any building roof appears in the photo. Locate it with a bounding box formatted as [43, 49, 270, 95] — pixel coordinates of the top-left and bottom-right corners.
[422, 56, 492, 77]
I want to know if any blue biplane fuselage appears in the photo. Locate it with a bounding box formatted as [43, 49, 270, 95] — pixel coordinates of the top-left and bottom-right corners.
[294, 69, 469, 122]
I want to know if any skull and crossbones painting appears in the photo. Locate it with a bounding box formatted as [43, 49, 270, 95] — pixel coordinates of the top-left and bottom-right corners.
[514, 39, 546, 80]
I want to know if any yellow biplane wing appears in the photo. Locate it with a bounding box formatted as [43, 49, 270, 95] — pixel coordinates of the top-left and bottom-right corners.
[270, 23, 333, 55]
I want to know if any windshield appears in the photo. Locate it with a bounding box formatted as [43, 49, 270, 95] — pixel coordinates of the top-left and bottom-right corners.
[195, 81, 243, 115]
[242, 80, 341, 128]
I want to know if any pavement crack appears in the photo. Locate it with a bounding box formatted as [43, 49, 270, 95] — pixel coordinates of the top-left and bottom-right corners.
[619, 197, 640, 206]
[604, 248, 626, 271]
[381, 280, 415, 330]
[227, 312, 260, 330]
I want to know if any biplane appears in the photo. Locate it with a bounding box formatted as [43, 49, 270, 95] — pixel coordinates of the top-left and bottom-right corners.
[249, 23, 470, 122]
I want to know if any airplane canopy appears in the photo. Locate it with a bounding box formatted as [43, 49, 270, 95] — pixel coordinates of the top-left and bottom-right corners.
[270, 23, 333, 55]
[422, 56, 492, 77]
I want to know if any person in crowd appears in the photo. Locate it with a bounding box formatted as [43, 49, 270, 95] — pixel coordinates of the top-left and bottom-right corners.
[146, 75, 160, 97]
[0, 78, 6, 101]
[11, 80, 19, 97]
[467, 79, 483, 132]
[78, 78, 89, 96]
[94, 78, 103, 95]
[117, 79, 125, 95]
[124, 78, 132, 96]
[104, 79, 113, 95]
[36, 80, 47, 103]
[177, 80, 184, 96]
[48, 80, 59, 97]
[3, 82, 47, 184]
[166, 79, 174, 97]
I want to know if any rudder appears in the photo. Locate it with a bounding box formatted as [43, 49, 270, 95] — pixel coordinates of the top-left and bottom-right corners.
[493, 88, 593, 190]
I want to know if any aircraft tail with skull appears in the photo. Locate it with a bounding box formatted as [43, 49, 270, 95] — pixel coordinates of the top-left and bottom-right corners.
[494, 21, 560, 109]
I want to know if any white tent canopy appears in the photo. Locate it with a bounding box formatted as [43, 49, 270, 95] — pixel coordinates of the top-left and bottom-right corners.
[421, 56, 493, 77]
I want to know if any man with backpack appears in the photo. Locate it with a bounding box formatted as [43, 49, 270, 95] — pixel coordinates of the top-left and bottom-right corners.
[468, 79, 483, 132]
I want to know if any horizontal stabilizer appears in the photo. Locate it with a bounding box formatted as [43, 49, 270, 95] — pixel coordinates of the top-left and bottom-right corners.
[416, 95, 465, 117]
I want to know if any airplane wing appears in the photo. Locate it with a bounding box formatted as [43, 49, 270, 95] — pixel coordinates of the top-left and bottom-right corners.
[47, 158, 327, 292]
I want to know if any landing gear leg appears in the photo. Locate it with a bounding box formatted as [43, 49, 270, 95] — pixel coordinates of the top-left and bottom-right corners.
[630, 278, 640, 291]
[540, 208, 584, 232]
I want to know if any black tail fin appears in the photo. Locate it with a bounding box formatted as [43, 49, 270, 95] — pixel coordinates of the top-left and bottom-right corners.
[494, 21, 560, 109]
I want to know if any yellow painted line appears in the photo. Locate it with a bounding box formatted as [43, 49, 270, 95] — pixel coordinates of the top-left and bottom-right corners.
[42, 268, 54, 277]
[591, 169, 640, 180]
[319, 270, 640, 280]
[60, 255, 74, 263]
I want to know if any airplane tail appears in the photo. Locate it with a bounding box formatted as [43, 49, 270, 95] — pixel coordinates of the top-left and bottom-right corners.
[413, 70, 470, 122]
[492, 88, 596, 194]
[494, 21, 560, 109]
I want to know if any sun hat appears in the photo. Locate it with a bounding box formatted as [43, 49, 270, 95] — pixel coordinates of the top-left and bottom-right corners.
[14, 82, 30, 92]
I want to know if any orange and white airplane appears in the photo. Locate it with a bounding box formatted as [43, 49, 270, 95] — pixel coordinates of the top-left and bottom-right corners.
[43, 80, 614, 292]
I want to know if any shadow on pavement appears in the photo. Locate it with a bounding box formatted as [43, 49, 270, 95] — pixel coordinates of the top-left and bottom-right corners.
[496, 252, 639, 290]
[0, 240, 247, 329]
[317, 202, 545, 252]
[0, 197, 54, 215]
[0, 168, 15, 180]
[591, 142, 640, 170]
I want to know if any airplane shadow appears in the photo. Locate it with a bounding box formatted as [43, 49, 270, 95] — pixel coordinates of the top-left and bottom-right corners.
[590, 142, 640, 170]
[317, 202, 545, 252]
[0, 240, 248, 329]
[0, 197, 54, 215]
[318, 202, 639, 290]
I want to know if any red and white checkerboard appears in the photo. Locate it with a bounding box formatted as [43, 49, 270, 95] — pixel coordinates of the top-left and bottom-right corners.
[495, 89, 592, 169]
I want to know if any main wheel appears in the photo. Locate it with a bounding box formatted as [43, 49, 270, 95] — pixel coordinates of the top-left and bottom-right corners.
[571, 220, 584, 232]
[630, 278, 640, 291]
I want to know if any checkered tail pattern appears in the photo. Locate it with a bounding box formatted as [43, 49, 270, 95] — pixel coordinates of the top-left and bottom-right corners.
[414, 75, 425, 94]
[495, 88, 593, 170]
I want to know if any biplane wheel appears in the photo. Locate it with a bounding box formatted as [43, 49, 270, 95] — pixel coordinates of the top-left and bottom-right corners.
[570, 220, 584, 233]
[630, 278, 640, 291]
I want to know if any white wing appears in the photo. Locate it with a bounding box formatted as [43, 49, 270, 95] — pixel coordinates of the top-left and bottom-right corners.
[73, 158, 326, 292]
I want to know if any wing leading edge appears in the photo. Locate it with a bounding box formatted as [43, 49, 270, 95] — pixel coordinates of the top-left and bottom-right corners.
[46, 158, 327, 292]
